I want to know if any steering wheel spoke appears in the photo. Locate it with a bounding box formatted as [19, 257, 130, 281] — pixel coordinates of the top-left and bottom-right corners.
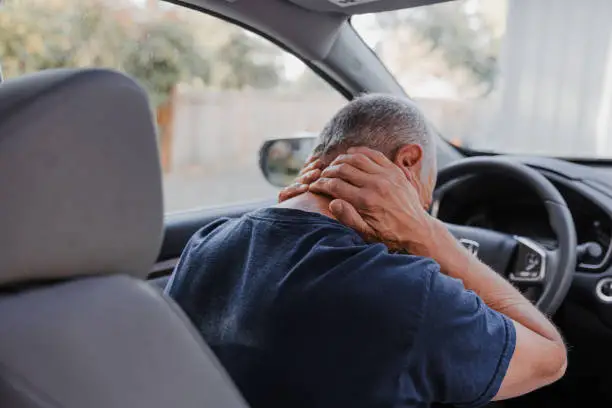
[508, 236, 548, 284]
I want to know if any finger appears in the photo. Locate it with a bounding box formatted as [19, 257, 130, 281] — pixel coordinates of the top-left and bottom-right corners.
[403, 169, 425, 198]
[329, 199, 376, 241]
[278, 169, 323, 203]
[278, 183, 308, 203]
[295, 168, 321, 185]
[309, 177, 364, 206]
[320, 163, 373, 187]
[347, 146, 394, 168]
[299, 158, 325, 176]
[329, 153, 381, 174]
[304, 153, 320, 166]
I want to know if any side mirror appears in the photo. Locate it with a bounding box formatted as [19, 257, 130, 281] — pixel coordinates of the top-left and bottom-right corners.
[259, 134, 318, 187]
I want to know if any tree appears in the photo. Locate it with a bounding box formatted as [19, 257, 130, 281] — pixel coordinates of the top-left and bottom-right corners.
[375, 0, 505, 96]
[0, 0, 63, 74]
[0, 0, 284, 106]
[211, 31, 281, 90]
[120, 20, 210, 106]
[0, 0, 202, 105]
[163, 8, 284, 90]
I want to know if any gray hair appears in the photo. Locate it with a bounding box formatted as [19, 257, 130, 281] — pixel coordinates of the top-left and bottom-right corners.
[313, 93, 437, 183]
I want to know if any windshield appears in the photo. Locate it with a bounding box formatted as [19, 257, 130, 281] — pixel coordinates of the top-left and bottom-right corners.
[353, 0, 612, 159]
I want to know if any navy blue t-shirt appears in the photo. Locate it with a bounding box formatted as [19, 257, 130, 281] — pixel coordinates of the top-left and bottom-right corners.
[167, 208, 515, 408]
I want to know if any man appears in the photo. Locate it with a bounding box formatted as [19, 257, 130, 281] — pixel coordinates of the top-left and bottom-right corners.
[167, 94, 566, 408]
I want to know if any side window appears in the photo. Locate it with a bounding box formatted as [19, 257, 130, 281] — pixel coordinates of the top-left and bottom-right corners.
[0, 0, 345, 213]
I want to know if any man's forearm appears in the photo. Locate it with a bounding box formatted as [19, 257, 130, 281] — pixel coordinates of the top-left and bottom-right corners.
[415, 218, 563, 344]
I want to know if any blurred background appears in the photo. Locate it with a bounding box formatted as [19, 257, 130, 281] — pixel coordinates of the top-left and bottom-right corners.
[2, 0, 611, 212]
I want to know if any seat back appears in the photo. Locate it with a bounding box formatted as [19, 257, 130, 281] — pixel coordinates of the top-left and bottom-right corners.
[0, 69, 248, 408]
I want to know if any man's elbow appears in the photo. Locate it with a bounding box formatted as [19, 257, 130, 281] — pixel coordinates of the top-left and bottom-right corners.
[540, 342, 568, 385]
[551, 345, 568, 382]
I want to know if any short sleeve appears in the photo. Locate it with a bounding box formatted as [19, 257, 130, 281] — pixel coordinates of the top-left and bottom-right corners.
[407, 268, 516, 408]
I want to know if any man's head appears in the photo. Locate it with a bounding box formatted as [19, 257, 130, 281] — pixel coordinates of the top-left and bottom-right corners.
[312, 93, 437, 207]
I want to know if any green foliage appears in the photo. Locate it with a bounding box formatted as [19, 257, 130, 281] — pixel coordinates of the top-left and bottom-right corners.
[376, 1, 502, 94]
[0, 1, 124, 72]
[120, 20, 210, 106]
[0, 0, 283, 105]
[212, 31, 281, 90]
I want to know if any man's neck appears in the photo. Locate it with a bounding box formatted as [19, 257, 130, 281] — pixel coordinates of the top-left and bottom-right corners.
[274, 192, 336, 220]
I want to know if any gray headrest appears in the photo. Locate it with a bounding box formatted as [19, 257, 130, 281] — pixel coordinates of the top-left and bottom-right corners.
[0, 69, 163, 286]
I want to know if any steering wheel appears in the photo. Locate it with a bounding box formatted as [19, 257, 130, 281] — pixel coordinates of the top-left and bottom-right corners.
[435, 157, 577, 315]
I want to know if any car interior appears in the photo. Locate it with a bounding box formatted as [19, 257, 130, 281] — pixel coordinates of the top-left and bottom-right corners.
[2, 0, 612, 407]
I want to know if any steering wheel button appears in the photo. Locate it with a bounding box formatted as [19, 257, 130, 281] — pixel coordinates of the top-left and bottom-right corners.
[518, 271, 538, 278]
[509, 236, 547, 283]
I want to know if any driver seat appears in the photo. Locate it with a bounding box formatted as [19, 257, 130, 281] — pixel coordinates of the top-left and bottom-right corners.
[0, 69, 249, 408]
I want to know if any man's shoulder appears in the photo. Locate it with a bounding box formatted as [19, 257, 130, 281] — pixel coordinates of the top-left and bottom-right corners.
[182, 208, 440, 282]
[182, 216, 238, 252]
[343, 249, 439, 320]
[296, 241, 441, 321]
[285, 245, 441, 346]
[349, 250, 439, 304]
[185, 208, 356, 246]
[180, 206, 442, 296]
[322, 242, 441, 286]
[179, 208, 361, 271]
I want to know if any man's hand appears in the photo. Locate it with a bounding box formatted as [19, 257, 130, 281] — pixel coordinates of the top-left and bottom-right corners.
[308, 147, 435, 253]
[277, 156, 325, 203]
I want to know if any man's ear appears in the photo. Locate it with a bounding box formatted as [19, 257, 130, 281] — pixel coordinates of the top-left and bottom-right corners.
[393, 144, 430, 208]
[393, 144, 424, 179]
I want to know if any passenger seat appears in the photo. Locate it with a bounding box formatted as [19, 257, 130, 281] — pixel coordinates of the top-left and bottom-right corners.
[0, 69, 249, 408]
